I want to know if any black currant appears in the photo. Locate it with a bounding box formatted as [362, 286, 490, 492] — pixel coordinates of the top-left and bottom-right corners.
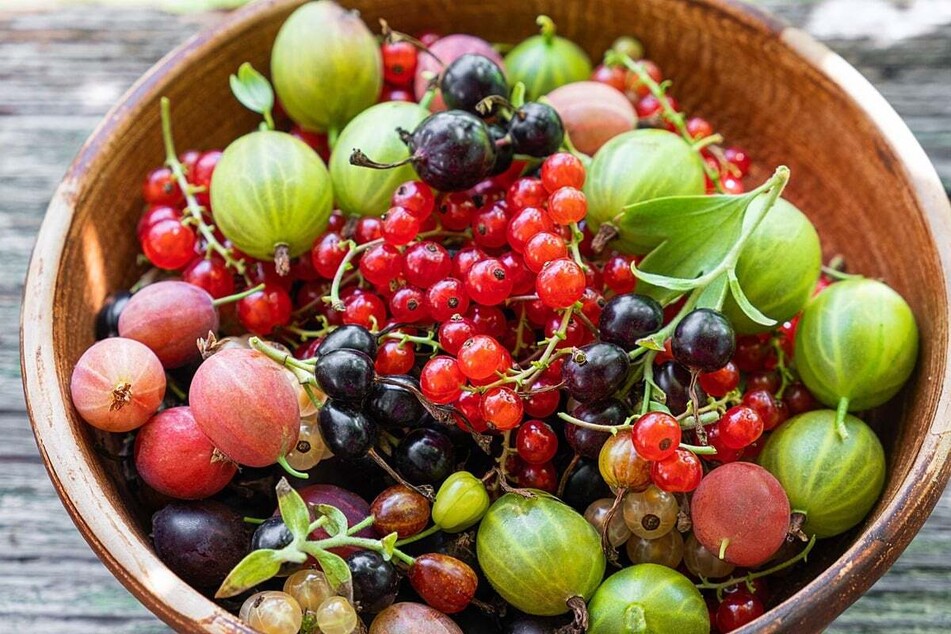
[365, 378, 425, 429]
[654, 361, 706, 415]
[599, 293, 664, 351]
[398, 110, 498, 191]
[671, 308, 736, 372]
[316, 324, 378, 358]
[250, 516, 299, 576]
[318, 400, 378, 460]
[440, 54, 508, 115]
[393, 427, 455, 485]
[346, 550, 400, 614]
[508, 102, 564, 157]
[562, 342, 630, 403]
[488, 122, 514, 176]
[561, 459, 613, 513]
[566, 398, 629, 458]
[95, 290, 131, 340]
[314, 349, 375, 403]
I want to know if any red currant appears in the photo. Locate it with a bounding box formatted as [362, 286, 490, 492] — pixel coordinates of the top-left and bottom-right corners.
[522, 378, 561, 419]
[142, 166, 184, 207]
[704, 423, 745, 464]
[507, 207, 554, 253]
[718, 405, 764, 449]
[182, 257, 235, 299]
[536, 258, 585, 308]
[376, 339, 416, 375]
[392, 180, 435, 219]
[515, 459, 558, 493]
[467, 305, 507, 338]
[523, 232, 568, 273]
[141, 219, 197, 270]
[421, 356, 466, 405]
[506, 177, 547, 212]
[733, 335, 768, 372]
[465, 258, 513, 306]
[427, 278, 470, 321]
[438, 316, 477, 355]
[541, 152, 586, 192]
[591, 64, 627, 92]
[742, 390, 789, 431]
[698, 361, 740, 398]
[343, 291, 387, 329]
[471, 202, 510, 249]
[578, 286, 605, 323]
[382, 206, 421, 245]
[381, 41, 418, 86]
[437, 192, 478, 231]
[784, 382, 818, 414]
[625, 60, 663, 99]
[237, 284, 292, 335]
[481, 387, 523, 431]
[516, 420, 558, 464]
[389, 286, 430, 323]
[650, 448, 703, 492]
[747, 371, 780, 394]
[403, 241, 452, 288]
[457, 335, 504, 380]
[686, 117, 714, 140]
[137, 205, 181, 241]
[547, 187, 588, 225]
[716, 591, 764, 632]
[454, 390, 488, 433]
[452, 245, 487, 279]
[499, 251, 535, 295]
[632, 411, 681, 461]
[602, 254, 636, 294]
[311, 232, 349, 279]
[359, 243, 403, 286]
[724, 147, 752, 177]
[635, 94, 663, 118]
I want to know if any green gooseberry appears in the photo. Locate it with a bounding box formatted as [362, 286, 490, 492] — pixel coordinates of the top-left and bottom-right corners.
[587, 564, 709, 634]
[271, 0, 382, 135]
[722, 197, 822, 333]
[431, 472, 490, 533]
[210, 130, 333, 271]
[584, 129, 706, 254]
[794, 278, 918, 414]
[758, 409, 886, 538]
[330, 101, 429, 217]
[504, 16, 593, 101]
[477, 492, 605, 616]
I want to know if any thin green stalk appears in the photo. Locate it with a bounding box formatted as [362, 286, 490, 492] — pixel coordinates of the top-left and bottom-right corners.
[395, 524, 441, 547]
[696, 536, 817, 592]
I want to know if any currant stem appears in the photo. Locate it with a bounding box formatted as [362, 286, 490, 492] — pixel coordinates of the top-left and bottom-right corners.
[277, 455, 309, 479]
[681, 442, 718, 456]
[557, 411, 633, 435]
[211, 282, 266, 307]
[159, 97, 246, 275]
[248, 336, 319, 385]
[325, 237, 382, 311]
[394, 523, 441, 547]
[695, 535, 818, 591]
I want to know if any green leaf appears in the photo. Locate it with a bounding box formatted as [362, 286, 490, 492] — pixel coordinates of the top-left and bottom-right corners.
[380, 532, 398, 561]
[276, 478, 311, 540]
[727, 270, 777, 327]
[230, 62, 274, 117]
[311, 547, 353, 599]
[621, 190, 759, 305]
[215, 549, 283, 598]
[316, 504, 349, 537]
[648, 400, 671, 414]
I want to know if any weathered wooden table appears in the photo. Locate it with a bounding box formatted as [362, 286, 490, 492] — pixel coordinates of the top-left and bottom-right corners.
[1, 2, 949, 632]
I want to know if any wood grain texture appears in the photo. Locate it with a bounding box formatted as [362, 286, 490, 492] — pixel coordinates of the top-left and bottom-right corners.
[4, 2, 951, 632]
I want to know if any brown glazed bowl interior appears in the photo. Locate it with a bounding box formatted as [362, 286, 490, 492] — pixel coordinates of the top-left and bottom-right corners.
[21, 0, 951, 632]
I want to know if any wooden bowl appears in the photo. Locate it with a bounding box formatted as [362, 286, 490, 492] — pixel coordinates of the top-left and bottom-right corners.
[21, 0, 951, 631]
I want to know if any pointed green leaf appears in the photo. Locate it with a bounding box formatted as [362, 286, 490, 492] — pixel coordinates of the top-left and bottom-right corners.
[620, 190, 759, 304]
[215, 549, 283, 598]
[229, 62, 274, 116]
[727, 270, 777, 327]
[693, 273, 729, 311]
[311, 547, 353, 599]
[380, 532, 398, 561]
[316, 504, 349, 537]
[276, 478, 311, 540]
[648, 400, 671, 414]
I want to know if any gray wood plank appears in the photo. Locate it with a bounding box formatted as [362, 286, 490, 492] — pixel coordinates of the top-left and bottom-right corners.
[1, 3, 949, 632]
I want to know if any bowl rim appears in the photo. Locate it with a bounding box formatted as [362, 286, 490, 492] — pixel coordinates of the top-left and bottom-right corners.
[20, 0, 951, 632]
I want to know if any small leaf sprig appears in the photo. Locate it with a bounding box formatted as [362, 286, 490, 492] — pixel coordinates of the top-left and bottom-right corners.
[160, 97, 248, 275]
[229, 62, 276, 131]
[216, 478, 413, 599]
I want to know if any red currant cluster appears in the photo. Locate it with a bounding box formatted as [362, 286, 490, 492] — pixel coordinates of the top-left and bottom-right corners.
[590, 55, 751, 194]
